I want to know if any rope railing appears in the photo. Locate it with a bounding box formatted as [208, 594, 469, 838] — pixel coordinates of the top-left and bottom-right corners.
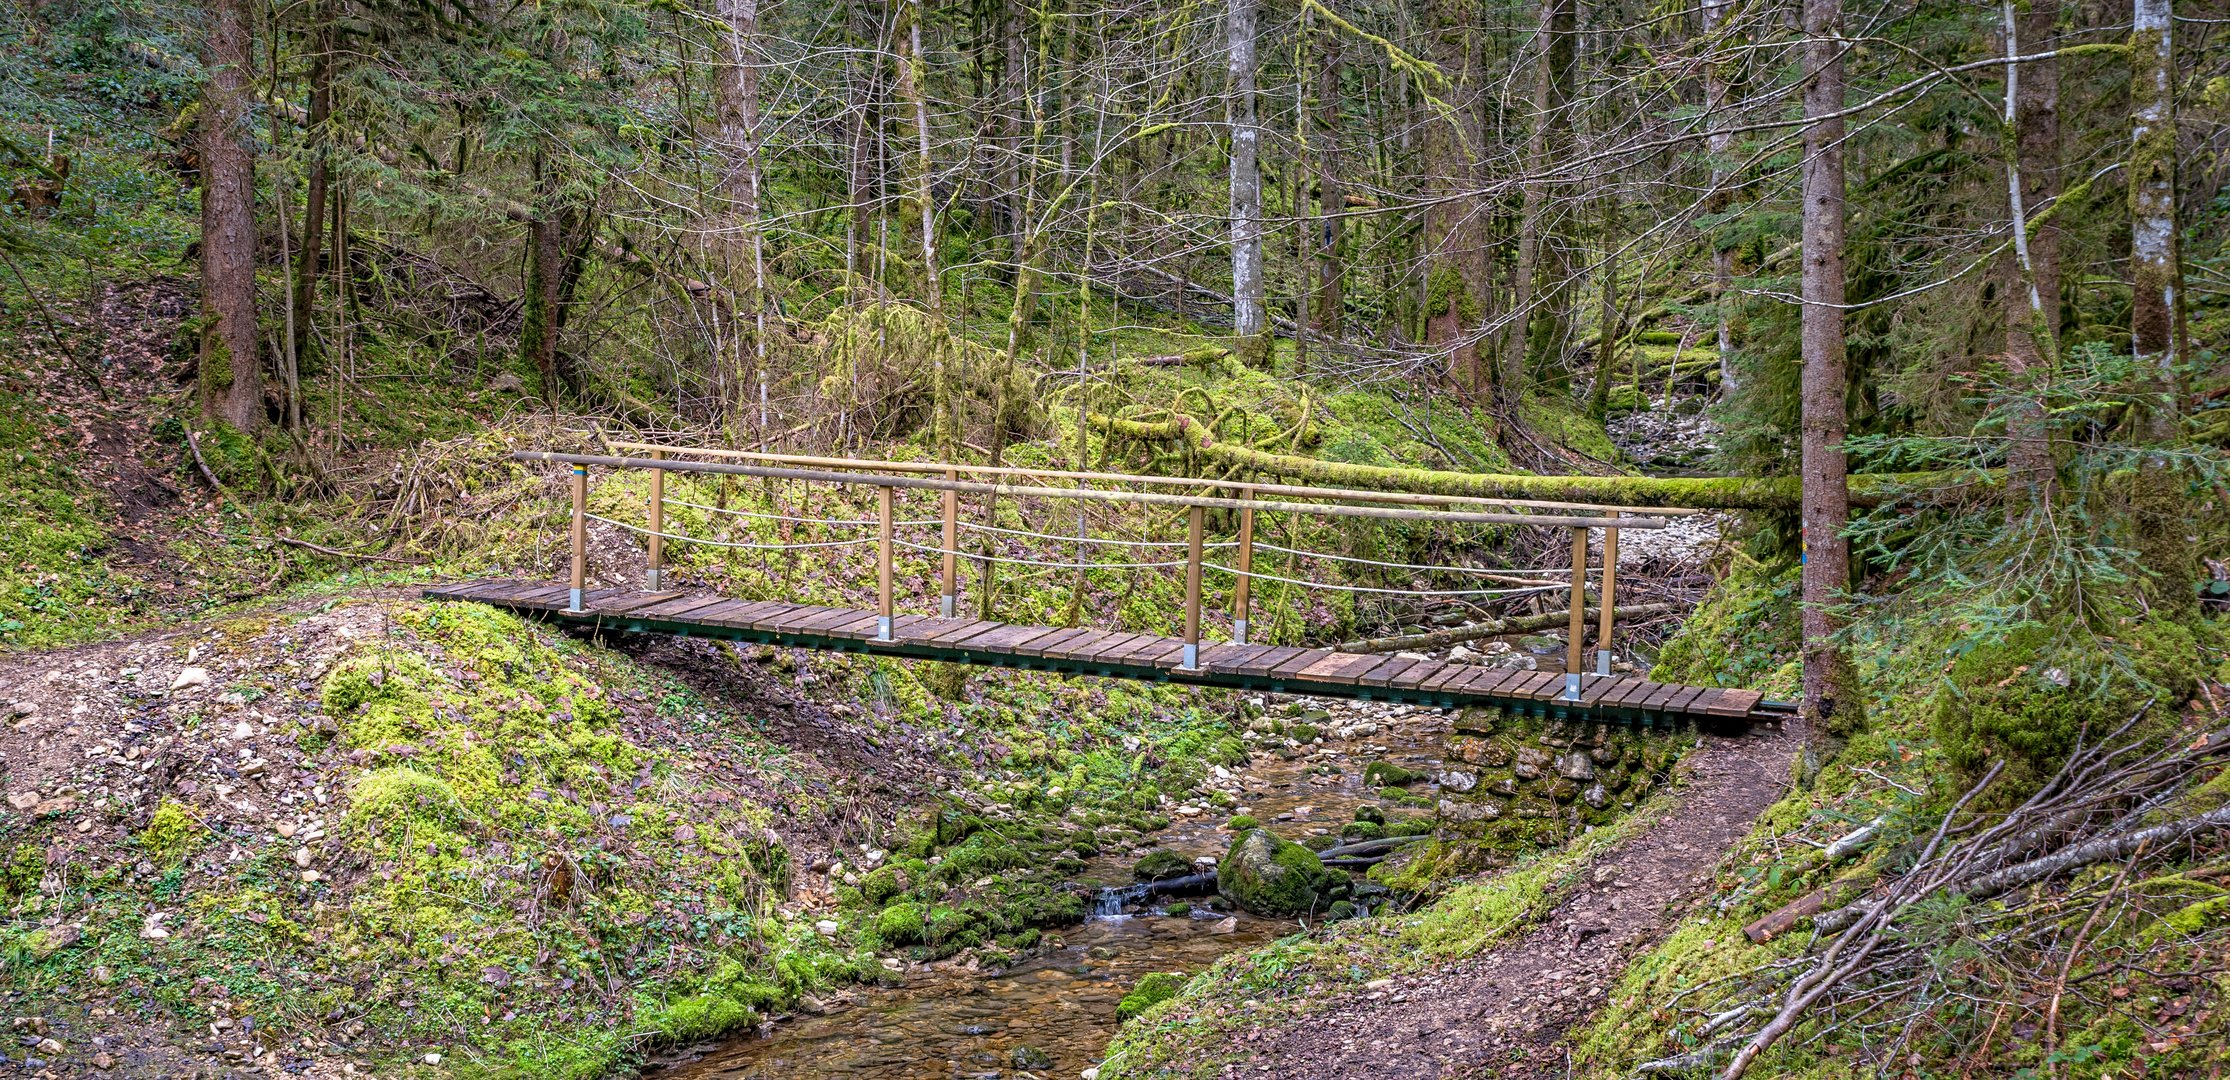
[533, 448, 1651, 696]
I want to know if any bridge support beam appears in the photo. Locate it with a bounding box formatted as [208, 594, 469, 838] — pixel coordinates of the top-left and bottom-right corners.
[567, 464, 587, 613]
[1597, 512, 1618, 676]
[646, 449, 665, 590]
[1182, 505, 1204, 669]
[877, 484, 895, 641]
[1231, 487, 1255, 645]
[939, 468, 959, 619]
[1565, 526, 1587, 701]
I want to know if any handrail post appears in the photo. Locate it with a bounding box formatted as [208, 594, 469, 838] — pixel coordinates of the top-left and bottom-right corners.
[568, 464, 588, 613]
[646, 449, 666, 590]
[1564, 526, 1587, 701]
[1596, 511, 1619, 676]
[877, 483, 895, 641]
[1182, 504, 1205, 669]
[1231, 486, 1256, 645]
[939, 468, 959, 618]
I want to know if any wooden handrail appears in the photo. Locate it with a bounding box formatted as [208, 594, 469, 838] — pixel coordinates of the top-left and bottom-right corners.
[514, 452, 1671, 530]
[602, 439, 1706, 517]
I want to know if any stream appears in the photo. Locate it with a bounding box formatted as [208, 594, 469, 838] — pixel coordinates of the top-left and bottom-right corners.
[654, 697, 1456, 1079]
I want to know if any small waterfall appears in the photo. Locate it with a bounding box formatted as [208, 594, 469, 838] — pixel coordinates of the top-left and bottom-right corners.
[1092, 883, 1156, 919]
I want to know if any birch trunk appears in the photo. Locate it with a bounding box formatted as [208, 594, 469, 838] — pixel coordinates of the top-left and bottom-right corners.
[1226, 0, 1266, 357]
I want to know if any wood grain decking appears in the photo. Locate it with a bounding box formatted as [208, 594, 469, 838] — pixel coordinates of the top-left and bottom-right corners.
[426, 580, 1779, 727]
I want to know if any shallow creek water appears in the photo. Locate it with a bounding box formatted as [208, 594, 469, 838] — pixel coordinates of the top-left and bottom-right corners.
[655, 699, 1454, 1079]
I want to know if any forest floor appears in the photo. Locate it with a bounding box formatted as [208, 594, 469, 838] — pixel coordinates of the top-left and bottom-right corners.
[1208, 721, 1796, 1079]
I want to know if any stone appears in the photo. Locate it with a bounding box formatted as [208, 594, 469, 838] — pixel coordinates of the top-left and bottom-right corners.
[5, 792, 38, 811]
[1583, 783, 1609, 810]
[23, 925, 80, 959]
[1488, 777, 1520, 798]
[171, 667, 210, 691]
[1217, 829, 1332, 918]
[1435, 771, 1477, 794]
[230, 720, 255, 741]
[1591, 744, 1619, 765]
[1208, 916, 1238, 934]
[1513, 747, 1552, 780]
[1011, 1045, 1056, 1070]
[36, 1038, 61, 1055]
[815, 920, 840, 935]
[1556, 752, 1596, 782]
[1547, 779, 1580, 803]
[1325, 900, 1360, 921]
[293, 847, 314, 868]
[93, 1052, 116, 1070]
[1132, 850, 1193, 882]
[423, 1053, 443, 1066]
[91, 965, 114, 985]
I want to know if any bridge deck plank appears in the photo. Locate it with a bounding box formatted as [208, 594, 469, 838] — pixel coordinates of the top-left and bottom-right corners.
[422, 581, 1767, 724]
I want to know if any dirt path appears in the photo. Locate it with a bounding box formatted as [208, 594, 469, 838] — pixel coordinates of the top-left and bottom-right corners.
[1224, 722, 1798, 1079]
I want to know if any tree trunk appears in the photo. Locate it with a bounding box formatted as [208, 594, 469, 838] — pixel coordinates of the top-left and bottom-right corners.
[714, 0, 768, 427]
[1587, 199, 1620, 423]
[2128, 0, 2191, 612]
[1422, 0, 1485, 395]
[291, 6, 333, 374]
[893, 0, 953, 448]
[1226, 0, 1266, 361]
[1313, 25, 1343, 339]
[197, 0, 262, 433]
[1798, 0, 1862, 763]
[1702, 0, 1738, 398]
[2001, 0, 2060, 507]
[1501, 0, 1576, 396]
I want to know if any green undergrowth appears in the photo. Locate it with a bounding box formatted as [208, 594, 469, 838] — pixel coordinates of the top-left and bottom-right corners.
[0, 385, 148, 649]
[3, 598, 888, 1077]
[1571, 558, 2230, 1076]
[818, 661, 1249, 965]
[1096, 796, 1667, 1079]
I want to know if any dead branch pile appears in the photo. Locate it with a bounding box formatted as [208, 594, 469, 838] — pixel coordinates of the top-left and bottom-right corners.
[1644, 709, 2230, 1078]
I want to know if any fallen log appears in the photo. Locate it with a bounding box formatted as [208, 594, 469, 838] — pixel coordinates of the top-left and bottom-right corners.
[1088, 412, 1992, 511]
[1336, 603, 1675, 654]
[1741, 889, 1826, 943]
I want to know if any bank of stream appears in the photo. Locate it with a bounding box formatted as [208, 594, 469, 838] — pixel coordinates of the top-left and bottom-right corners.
[653, 694, 1460, 1078]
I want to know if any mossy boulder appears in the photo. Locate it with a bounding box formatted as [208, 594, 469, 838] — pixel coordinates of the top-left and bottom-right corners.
[1117, 971, 1190, 1021]
[1929, 619, 2201, 796]
[874, 901, 927, 945]
[1363, 760, 1422, 787]
[1132, 850, 1194, 882]
[1217, 829, 1333, 918]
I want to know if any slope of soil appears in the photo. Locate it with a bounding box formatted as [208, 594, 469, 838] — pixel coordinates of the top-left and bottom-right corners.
[1204, 722, 1796, 1077]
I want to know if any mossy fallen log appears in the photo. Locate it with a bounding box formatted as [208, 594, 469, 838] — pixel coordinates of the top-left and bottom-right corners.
[1087, 413, 1989, 511]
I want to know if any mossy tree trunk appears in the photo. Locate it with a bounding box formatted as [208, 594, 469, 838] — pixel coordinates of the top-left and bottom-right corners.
[2001, 0, 2061, 510]
[1501, 0, 1576, 397]
[290, 4, 334, 376]
[2127, 0, 2193, 613]
[1226, 0, 1268, 365]
[197, 0, 262, 434]
[1420, 0, 1485, 396]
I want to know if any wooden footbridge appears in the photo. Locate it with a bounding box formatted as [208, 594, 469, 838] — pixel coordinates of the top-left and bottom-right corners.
[431, 444, 1791, 727]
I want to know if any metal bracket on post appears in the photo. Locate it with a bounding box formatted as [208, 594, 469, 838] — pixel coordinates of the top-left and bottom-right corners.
[1596, 649, 1612, 677]
[1565, 673, 1582, 701]
[1182, 643, 1199, 670]
[1232, 619, 1249, 647]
